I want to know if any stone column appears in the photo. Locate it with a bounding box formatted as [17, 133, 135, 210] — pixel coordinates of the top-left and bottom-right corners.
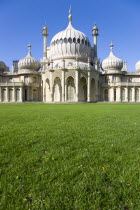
[65, 84, 67, 101]
[117, 86, 121, 102]
[49, 70, 53, 102]
[126, 87, 128, 102]
[95, 80, 99, 102]
[44, 85, 46, 102]
[110, 87, 114, 102]
[87, 71, 91, 102]
[62, 70, 65, 102]
[13, 87, 16, 102]
[27, 87, 30, 101]
[20, 87, 23, 102]
[75, 70, 79, 102]
[0, 87, 1, 102]
[31, 87, 33, 101]
[132, 87, 135, 102]
[6, 87, 9, 102]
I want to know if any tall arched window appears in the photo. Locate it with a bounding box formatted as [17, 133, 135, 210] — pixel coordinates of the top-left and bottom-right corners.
[135, 88, 139, 102]
[90, 78, 96, 102]
[121, 88, 125, 101]
[128, 88, 132, 101]
[79, 77, 87, 102]
[67, 77, 75, 101]
[33, 89, 37, 101]
[53, 77, 61, 102]
[9, 89, 13, 101]
[46, 79, 50, 102]
[2, 89, 6, 101]
[104, 89, 108, 101]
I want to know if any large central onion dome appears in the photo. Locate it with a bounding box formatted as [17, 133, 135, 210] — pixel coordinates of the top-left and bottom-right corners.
[18, 45, 40, 74]
[50, 9, 91, 61]
[102, 43, 123, 73]
[135, 60, 140, 72]
[0, 60, 7, 73]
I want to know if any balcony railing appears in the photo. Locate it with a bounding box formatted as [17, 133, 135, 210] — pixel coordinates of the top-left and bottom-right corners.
[101, 82, 140, 87]
[0, 82, 40, 87]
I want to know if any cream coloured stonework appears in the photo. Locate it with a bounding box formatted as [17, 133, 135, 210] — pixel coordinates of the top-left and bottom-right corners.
[0, 10, 140, 103]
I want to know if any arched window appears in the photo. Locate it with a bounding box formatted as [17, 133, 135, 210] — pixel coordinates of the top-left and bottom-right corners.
[128, 88, 132, 101]
[64, 38, 67, 43]
[53, 78, 61, 102]
[60, 39, 63, 44]
[82, 39, 84, 44]
[2, 89, 6, 101]
[67, 77, 75, 101]
[25, 76, 28, 83]
[104, 89, 108, 101]
[9, 89, 13, 101]
[33, 89, 37, 101]
[135, 88, 139, 102]
[85, 40, 87, 45]
[73, 38, 76, 43]
[114, 89, 116, 101]
[77, 38, 80, 44]
[16, 89, 20, 102]
[9, 78, 12, 82]
[121, 88, 125, 101]
[68, 38, 72, 43]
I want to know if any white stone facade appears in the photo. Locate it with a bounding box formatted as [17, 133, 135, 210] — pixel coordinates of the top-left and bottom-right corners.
[0, 9, 140, 103]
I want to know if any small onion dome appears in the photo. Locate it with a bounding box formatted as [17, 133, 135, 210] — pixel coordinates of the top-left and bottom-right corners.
[0, 60, 7, 73]
[50, 8, 91, 62]
[92, 24, 99, 36]
[102, 43, 123, 73]
[18, 45, 40, 74]
[42, 25, 48, 36]
[135, 60, 140, 72]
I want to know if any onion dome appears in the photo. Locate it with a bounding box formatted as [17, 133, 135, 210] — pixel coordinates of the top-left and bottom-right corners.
[92, 24, 99, 36]
[50, 8, 91, 61]
[135, 60, 140, 72]
[42, 25, 48, 36]
[102, 43, 123, 73]
[0, 60, 7, 73]
[18, 45, 40, 74]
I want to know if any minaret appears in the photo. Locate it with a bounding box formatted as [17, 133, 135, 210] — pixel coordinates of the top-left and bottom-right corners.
[92, 24, 99, 58]
[42, 25, 48, 58]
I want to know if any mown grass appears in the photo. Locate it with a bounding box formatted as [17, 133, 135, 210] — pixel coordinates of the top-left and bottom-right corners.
[0, 103, 140, 210]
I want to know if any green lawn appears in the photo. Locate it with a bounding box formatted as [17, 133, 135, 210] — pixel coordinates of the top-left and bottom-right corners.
[0, 103, 140, 210]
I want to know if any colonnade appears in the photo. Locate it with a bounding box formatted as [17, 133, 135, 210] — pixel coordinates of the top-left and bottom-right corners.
[43, 70, 99, 102]
[0, 86, 22, 102]
[103, 86, 140, 102]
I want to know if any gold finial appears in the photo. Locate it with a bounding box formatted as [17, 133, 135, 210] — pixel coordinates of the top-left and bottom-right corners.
[110, 41, 114, 52]
[68, 6, 72, 24]
[27, 44, 32, 56]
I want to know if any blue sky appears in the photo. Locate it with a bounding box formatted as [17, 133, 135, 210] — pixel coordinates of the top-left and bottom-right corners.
[0, 0, 139, 71]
